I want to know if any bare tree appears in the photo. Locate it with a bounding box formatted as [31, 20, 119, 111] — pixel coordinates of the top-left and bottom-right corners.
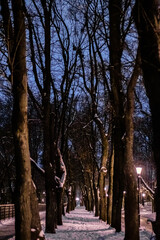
[23, 0, 78, 231]
[123, 48, 141, 240]
[109, 2, 141, 238]
[1, 0, 45, 239]
[134, 0, 160, 239]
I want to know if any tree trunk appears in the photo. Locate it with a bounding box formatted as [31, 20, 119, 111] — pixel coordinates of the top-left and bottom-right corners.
[45, 108, 56, 233]
[66, 186, 72, 213]
[124, 170, 139, 240]
[57, 188, 63, 225]
[107, 147, 114, 224]
[30, 181, 45, 240]
[41, 0, 57, 233]
[11, 0, 32, 239]
[45, 137, 57, 233]
[124, 49, 141, 240]
[99, 170, 107, 221]
[45, 182, 57, 233]
[71, 185, 76, 210]
[1, 1, 46, 238]
[44, 107, 57, 234]
[54, 146, 66, 225]
[111, 116, 125, 232]
[134, 1, 160, 239]
[87, 172, 94, 212]
[93, 186, 99, 217]
[109, 0, 125, 232]
[93, 114, 108, 222]
[90, 175, 95, 212]
[93, 164, 99, 217]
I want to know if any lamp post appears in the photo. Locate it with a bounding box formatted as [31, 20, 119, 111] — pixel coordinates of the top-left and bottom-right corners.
[136, 167, 142, 227]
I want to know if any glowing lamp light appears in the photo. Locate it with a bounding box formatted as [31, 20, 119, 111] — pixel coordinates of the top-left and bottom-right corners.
[136, 166, 142, 228]
[76, 197, 79, 201]
[136, 167, 142, 175]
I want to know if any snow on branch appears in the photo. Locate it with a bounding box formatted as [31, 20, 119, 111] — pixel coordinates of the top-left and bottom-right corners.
[83, 119, 93, 129]
[94, 113, 103, 125]
[141, 185, 154, 200]
[93, 114, 108, 139]
[100, 166, 107, 173]
[30, 157, 45, 175]
[139, 176, 155, 196]
[30, 150, 66, 189]
[56, 148, 67, 188]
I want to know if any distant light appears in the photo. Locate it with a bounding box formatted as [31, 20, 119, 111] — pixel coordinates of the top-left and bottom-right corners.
[142, 193, 146, 197]
[123, 191, 126, 194]
[136, 167, 142, 175]
[76, 197, 79, 201]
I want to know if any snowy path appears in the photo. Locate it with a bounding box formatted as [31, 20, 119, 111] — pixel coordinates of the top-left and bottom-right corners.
[44, 206, 152, 240]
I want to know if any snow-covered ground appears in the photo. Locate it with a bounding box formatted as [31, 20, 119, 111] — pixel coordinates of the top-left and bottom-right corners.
[1, 204, 155, 240]
[43, 206, 154, 240]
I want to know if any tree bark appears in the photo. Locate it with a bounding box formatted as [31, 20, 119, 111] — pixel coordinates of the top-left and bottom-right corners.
[124, 49, 141, 240]
[66, 186, 72, 213]
[55, 146, 66, 225]
[1, 0, 33, 238]
[109, 0, 125, 232]
[1, 1, 46, 238]
[99, 157, 107, 221]
[71, 185, 76, 210]
[134, 1, 160, 239]
[107, 147, 114, 224]
[11, 1, 32, 239]
[93, 108, 108, 222]
[30, 181, 45, 240]
[93, 186, 99, 217]
[39, 0, 57, 233]
[56, 188, 63, 225]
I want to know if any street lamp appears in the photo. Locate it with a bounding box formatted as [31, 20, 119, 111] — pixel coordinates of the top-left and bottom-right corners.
[136, 167, 142, 175]
[136, 167, 142, 227]
[142, 193, 146, 206]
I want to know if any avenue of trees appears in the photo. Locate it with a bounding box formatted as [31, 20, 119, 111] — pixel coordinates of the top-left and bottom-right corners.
[0, 0, 159, 240]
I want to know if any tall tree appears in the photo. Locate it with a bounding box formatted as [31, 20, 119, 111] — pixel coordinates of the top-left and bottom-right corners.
[1, 0, 32, 238]
[123, 49, 141, 240]
[109, 1, 141, 237]
[40, 0, 57, 233]
[134, 0, 160, 239]
[1, 1, 44, 239]
[24, 0, 78, 231]
[77, 1, 110, 221]
[109, 0, 125, 231]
